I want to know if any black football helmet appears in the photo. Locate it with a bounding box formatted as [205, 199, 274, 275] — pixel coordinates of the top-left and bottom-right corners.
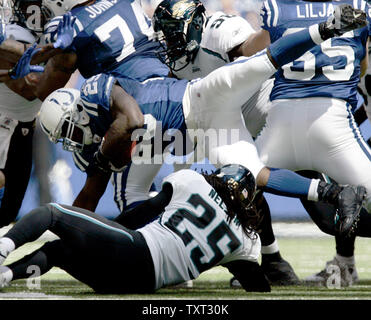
[213, 164, 258, 212]
[12, 0, 53, 34]
[152, 0, 206, 72]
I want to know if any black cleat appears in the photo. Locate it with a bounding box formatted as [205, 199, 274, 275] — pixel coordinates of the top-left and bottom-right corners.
[317, 182, 366, 237]
[261, 259, 301, 286]
[334, 185, 366, 237]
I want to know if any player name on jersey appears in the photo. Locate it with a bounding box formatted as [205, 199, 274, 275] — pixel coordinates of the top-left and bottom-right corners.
[84, 0, 117, 19]
[296, 3, 337, 19]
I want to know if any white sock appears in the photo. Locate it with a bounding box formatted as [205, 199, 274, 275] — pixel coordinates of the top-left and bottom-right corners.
[336, 254, 355, 266]
[307, 179, 321, 201]
[0, 265, 13, 283]
[0, 237, 15, 253]
[261, 240, 280, 254]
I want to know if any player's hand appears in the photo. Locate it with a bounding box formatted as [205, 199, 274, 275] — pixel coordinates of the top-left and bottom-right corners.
[8, 43, 45, 79]
[53, 12, 76, 49]
[319, 4, 367, 40]
[92, 147, 127, 173]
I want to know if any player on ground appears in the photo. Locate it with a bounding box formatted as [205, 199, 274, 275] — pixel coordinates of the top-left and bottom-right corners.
[253, 0, 371, 287]
[37, 4, 367, 241]
[0, 164, 271, 293]
[151, 0, 296, 286]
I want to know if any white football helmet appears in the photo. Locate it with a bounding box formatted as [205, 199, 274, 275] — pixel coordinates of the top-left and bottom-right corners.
[39, 88, 93, 153]
[42, 0, 87, 17]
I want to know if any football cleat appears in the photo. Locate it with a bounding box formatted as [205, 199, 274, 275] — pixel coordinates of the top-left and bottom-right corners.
[304, 257, 358, 287]
[317, 182, 366, 237]
[261, 259, 301, 286]
[319, 4, 367, 40]
[334, 185, 366, 237]
[230, 259, 300, 287]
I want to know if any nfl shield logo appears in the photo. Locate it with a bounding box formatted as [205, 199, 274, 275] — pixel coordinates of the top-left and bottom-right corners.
[22, 128, 29, 136]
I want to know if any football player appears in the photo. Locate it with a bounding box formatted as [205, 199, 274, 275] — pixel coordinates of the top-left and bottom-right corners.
[0, 165, 271, 293]
[14, 0, 174, 220]
[252, 0, 371, 287]
[37, 4, 367, 246]
[24, 0, 171, 101]
[0, 0, 75, 228]
[151, 0, 296, 286]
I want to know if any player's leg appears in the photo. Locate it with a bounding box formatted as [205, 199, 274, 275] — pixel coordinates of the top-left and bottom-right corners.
[242, 78, 274, 139]
[298, 171, 371, 286]
[257, 194, 300, 285]
[112, 162, 162, 213]
[0, 204, 155, 292]
[0, 119, 34, 227]
[256, 99, 367, 235]
[231, 192, 300, 288]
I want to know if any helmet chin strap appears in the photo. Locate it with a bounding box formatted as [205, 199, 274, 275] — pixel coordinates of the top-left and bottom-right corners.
[82, 125, 93, 145]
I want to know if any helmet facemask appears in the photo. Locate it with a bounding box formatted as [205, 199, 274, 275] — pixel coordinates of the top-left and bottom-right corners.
[51, 104, 92, 153]
[153, 0, 206, 72]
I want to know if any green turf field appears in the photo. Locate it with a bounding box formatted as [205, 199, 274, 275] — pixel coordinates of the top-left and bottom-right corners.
[1, 223, 371, 300]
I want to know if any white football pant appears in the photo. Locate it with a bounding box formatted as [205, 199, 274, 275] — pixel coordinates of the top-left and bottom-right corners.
[182, 51, 276, 178]
[255, 97, 371, 212]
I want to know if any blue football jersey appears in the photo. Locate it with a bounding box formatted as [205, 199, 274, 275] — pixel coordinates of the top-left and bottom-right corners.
[261, 0, 371, 110]
[43, 0, 169, 80]
[72, 74, 188, 174]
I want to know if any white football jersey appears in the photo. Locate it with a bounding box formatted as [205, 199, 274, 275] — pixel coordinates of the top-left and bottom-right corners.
[138, 169, 261, 289]
[173, 11, 256, 80]
[172, 12, 272, 137]
[0, 24, 41, 122]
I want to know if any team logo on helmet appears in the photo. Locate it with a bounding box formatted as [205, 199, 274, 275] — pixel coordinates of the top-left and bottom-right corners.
[172, 0, 197, 19]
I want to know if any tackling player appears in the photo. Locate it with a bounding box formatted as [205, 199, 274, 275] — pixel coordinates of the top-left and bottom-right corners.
[151, 0, 297, 286]
[0, 165, 271, 293]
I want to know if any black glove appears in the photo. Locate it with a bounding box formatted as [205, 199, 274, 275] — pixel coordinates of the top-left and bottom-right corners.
[92, 148, 112, 174]
[319, 4, 367, 40]
[92, 148, 127, 173]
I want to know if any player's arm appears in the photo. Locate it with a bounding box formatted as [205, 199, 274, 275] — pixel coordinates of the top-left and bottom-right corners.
[94, 84, 144, 172]
[25, 51, 77, 101]
[0, 43, 45, 83]
[0, 12, 75, 65]
[4, 78, 37, 101]
[114, 183, 173, 229]
[72, 170, 111, 211]
[228, 29, 271, 61]
[222, 260, 271, 292]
